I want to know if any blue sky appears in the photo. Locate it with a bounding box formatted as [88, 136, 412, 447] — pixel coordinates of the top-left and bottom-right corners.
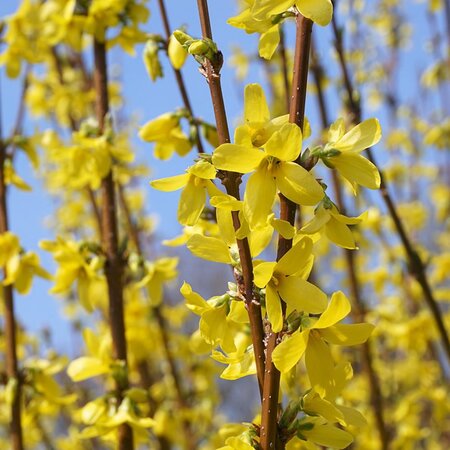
[0, 1, 446, 353]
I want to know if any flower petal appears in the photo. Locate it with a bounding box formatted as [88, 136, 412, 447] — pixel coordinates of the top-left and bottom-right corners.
[265, 123, 302, 162]
[275, 236, 313, 276]
[313, 291, 351, 329]
[212, 144, 265, 173]
[244, 166, 277, 226]
[305, 332, 334, 397]
[178, 178, 205, 226]
[253, 261, 277, 288]
[320, 323, 375, 346]
[150, 173, 189, 192]
[244, 83, 271, 125]
[333, 118, 382, 153]
[259, 25, 280, 60]
[266, 282, 283, 332]
[272, 330, 310, 373]
[278, 276, 327, 314]
[298, 0, 334, 27]
[186, 235, 233, 264]
[331, 152, 381, 190]
[276, 162, 324, 206]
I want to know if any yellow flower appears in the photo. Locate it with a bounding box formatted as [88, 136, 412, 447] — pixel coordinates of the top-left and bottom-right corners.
[181, 282, 245, 353]
[300, 201, 367, 249]
[272, 291, 374, 397]
[253, 237, 327, 332]
[228, 1, 280, 60]
[4, 251, 52, 294]
[67, 328, 112, 382]
[213, 84, 323, 226]
[321, 118, 382, 192]
[252, 0, 334, 27]
[40, 238, 105, 312]
[150, 159, 221, 226]
[139, 112, 193, 160]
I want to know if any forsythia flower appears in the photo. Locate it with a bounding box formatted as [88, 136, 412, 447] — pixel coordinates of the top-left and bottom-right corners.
[40, 238, 105, 312]
[301, 200, 367, 249]
[252, 0, 334, 26]
[253, 237, 327, 332]
[212, 84, 323, 226]
[181, 282, 247, 353]
[4, 251, 52, 294]
[272, 291, 374, 396]
[319, 118, 382, 192]
[139, 112, 193, 159]
[228, 1, 282, 60]
[150, 159, 221, 226]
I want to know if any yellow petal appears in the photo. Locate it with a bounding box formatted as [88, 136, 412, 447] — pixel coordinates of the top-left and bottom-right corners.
[245, 84, 270, 124]
[259, 25, 280, 60]
[305, 332, 334, 397]
[303, 392, 346, 426]
[244, 165, 277, 226]
[188, 159, 217, 179]
[252, 0, 294, 20]
[325, 216, 357, 249]
[178, 177, 205, 226]
[139, 113, 178, 141]
[180, 282, 210, 315]
[320, 323, 375, 346]
[272, 330, 310, 373]
[298, 0, 334, 27]
[270, 217, 296, 239]
[168, 33, 188, 69]
[253, 261, 277, 288]
[186, 234, 233, 264]
[275, 236, 313, 276]
[212, 144, 265, 173]
[313, 291, 351, 329]
[333, 118, 382, 153]
[331, 153, 381, 190]
[266, 282, 283, 332]
[150, 173, 189, 192]
[301, 421, 354, 449]
[67, 357, 109, 382]
[278, 277, 327, 314]
[249, 224, 273, 257]
[276, 162, 324, 206]
[265, 123, 302, 162]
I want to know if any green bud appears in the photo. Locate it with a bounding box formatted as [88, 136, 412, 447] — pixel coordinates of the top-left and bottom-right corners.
[279, 399, 302, 428]
[286, 311, 302, 333]
[188, 40, 209, 56]
[173, 30, 193, 46]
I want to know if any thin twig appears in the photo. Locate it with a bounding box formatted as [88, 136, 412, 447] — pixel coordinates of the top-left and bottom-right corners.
[260, 14, 314, 450]
[0, 72, 24, 450]
[196, 0, 266, 397]
[93, 38, 134, 449]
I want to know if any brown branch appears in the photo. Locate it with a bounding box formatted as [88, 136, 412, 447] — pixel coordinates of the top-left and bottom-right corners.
[156, 0, 205, 153]
[93, 39, 133, 449]
[196, 0, 266, 397]
[279, 25, 291, 113]
[260, 14, 314, 450]
[0, 85, 24, 450]
[331, 8, 450, 362]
